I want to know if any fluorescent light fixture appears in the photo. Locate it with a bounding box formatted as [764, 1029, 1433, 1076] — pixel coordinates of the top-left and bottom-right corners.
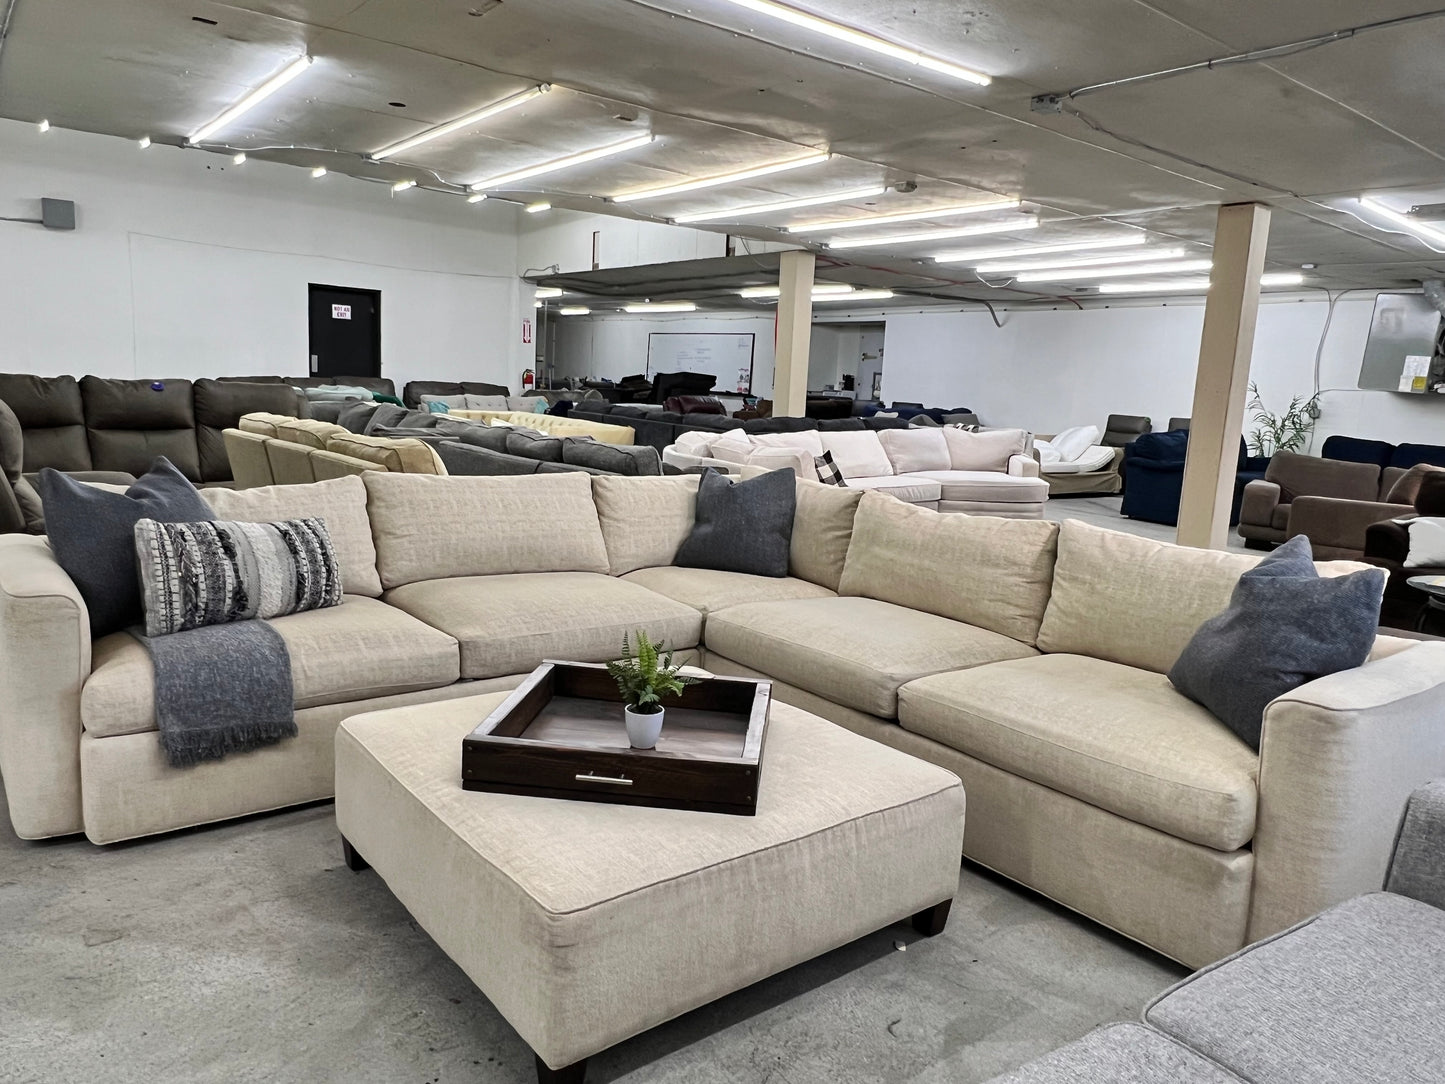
[467, 193, 488, 203]
[138, 136, 152, 149]
[232, 152, 247, 164]
[36, 119, 50, 133]
[717, 0, 990, 85]
[738, 282, 856, 298]
[371, 85, 548, 161]
[187, 55, 313, 145]
[671, 185, 887, 224]
[1017, 258, 1213, 283]
[818, 288, 893, 302]
[469, 133, 655, 192]
[1358, 195, 1445, 247]
[534, 299, 542, 308]
[525, 201, 552, 213]
[391, 179, 416, 193]
[623, 301, 697, 313]
[534, 287, 564, 298]
[933, 235, 1146, 264]
[1097, 271, 1306, 295]
[612, 151, 830, 204]
[559, 306, 591, 315]
[975, 247, 1187, 274]
[825, 218, 1037, 249]
[310, 166, 328, 179]
[789, 198, 1020, 232]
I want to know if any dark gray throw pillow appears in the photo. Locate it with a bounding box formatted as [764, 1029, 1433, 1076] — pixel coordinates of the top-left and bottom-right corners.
[39, 457, 216, 638]
[1168, 535, 1385, 751]
[674, 468, 795, 577]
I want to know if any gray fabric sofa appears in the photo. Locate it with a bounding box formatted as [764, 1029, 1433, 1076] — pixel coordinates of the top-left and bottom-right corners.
[988, 780, 1445, 1083]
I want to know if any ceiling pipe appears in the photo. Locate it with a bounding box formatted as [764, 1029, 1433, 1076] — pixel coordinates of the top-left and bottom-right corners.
[0, 0, 21, 77]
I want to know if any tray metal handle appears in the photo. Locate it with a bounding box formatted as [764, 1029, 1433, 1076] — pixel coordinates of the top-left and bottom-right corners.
[576, 772, 633, 786]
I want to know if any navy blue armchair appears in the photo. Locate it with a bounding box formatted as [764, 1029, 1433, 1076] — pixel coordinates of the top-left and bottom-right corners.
[1121, 430, 1269, 527]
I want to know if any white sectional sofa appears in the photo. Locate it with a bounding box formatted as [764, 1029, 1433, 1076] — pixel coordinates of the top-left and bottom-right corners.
[2, 471, 1443, 970]
[663, 424, 1050, 517]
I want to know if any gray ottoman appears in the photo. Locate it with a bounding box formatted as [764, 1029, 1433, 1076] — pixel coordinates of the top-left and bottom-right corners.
[335, 693, 965, 1082]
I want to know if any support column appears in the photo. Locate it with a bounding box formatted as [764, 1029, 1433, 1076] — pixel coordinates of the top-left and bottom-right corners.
[771, 249, 815, 417]
[1176, 203, 1271, 549]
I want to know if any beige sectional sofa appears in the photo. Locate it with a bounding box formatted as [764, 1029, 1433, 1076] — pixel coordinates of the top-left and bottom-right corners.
[2, 471, 1443, 970]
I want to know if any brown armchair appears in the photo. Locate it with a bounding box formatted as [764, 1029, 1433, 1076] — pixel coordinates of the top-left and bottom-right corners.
[1365, 474, 1445, 631]
[1285, 463, 1445, 560]
[1237, 451, 1386, 554]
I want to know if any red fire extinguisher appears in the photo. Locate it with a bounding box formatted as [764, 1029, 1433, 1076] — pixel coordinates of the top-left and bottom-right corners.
[522, 367, 535, 392]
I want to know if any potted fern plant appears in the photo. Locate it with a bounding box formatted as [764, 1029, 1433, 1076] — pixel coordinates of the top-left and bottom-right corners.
[607, 630, 699, 749]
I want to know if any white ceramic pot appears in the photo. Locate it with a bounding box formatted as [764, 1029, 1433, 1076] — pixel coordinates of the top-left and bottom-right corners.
[624, 705, 665, 750]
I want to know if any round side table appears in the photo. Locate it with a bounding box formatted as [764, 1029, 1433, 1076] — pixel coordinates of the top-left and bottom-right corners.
[1406, 575, 1445, 633]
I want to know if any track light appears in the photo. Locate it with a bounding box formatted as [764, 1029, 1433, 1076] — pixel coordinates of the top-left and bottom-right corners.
[525, 202, 552, 213]
[671, 185, 888, 224]
[1358, 195, 1445, 248]
[825, 218, 1037, 250]
[612, 151, 830, 204]
[559, 306, 591, 315]
[391, 179, 416, 193]
[932, 235, 1145, 264]
[469, 133, 655, 192]
[975, 247, 1187, 274]
[715, 0, 990, 85]
[623, 301, 697, 313]
[37, 119, 50, 133]
[371, 85, 549, 161]
[789, 198, 1020, 232]
[138, 136, 152, 149]
[1016, 258, 1213, 283]
[232, 152, 247, 164]
[310, 166, 328, 179]
[534, 287, 564, 298]
[187, 55, 314, 145]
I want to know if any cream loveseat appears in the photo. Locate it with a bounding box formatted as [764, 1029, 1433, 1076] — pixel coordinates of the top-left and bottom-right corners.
[2, 472, 1443, 969]
[662, 425, 1050, 517]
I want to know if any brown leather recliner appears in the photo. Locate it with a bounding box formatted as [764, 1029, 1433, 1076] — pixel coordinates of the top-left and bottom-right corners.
[1365, 473, 1445, 631]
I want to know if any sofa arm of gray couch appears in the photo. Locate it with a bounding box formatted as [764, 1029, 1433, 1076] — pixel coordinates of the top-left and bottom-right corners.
[1238, 479, 1282, 530]
[1248, 642, 1445, 941]
[1285, 496, 1409, 560]
[0, 535, 91, 839]
[1386, 780, 1445, 911]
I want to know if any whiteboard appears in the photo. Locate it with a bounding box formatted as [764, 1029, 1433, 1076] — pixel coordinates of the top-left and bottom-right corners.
[646, 332, 756, 395]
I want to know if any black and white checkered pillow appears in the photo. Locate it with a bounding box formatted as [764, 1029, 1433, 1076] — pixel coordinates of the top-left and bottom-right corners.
[813, 450, 847, 486]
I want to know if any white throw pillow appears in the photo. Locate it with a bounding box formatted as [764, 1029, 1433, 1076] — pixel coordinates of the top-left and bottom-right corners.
[750, 430, 825, 457]
[877, 428, 950, 473]
[1050, 425, 1101, 463]
[940, 427, 1029, 471]
[710, 428, 754, 465]
[1033, 440, 1064, 465]
[819, 430, 894, 480]
[1405, 517, 1445, 568]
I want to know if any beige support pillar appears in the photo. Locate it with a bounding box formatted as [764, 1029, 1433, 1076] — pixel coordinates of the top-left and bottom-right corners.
[1176, 203, 1271, 549]
[771, 250, 815, 417]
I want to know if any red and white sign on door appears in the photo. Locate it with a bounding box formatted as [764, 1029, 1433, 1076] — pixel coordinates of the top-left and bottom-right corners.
[522, 318, 532, 344]
[332, 304, 352, 320]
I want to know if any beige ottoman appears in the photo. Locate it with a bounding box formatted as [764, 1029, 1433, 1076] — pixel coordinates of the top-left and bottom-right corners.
[335, 693, 965, 1083]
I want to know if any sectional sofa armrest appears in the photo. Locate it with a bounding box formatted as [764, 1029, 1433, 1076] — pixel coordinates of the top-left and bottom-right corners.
[1385, 781, 1445, 911]
[747, 448, 812, 478]
[1248, 642, 1445, 940]
[0, 535, 91, 839]
[1007, 454, 1041, 478]
[1238, 479, 1282, 528]
[1285, 496, 1408, 559]
[660, 448, 737, 474]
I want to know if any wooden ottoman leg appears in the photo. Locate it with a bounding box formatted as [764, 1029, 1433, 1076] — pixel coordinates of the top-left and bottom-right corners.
[341, 837, 369, 872]
[535, 1054, 587, 1083]
[911, 898, 952, 937]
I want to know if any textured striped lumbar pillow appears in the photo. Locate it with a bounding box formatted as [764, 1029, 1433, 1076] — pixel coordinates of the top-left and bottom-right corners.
[134, 517, 343, 637]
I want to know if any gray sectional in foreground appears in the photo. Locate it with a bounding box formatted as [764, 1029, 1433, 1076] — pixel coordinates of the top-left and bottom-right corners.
[1, 471, 1444, 970]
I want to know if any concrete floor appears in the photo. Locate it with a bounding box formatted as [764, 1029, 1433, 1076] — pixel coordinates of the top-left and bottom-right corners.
[1045, 495, 1249, 549]
[0, 776, 1184, 1084]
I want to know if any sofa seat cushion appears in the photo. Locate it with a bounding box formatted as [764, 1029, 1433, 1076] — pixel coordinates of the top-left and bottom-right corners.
[1146, 892, 1445, 1083]
[899, 654, 1257, 851]
[81, 596, 461, 738]
[705, 596, 1037, 717]
[1037, 445, 1116, 475]
[622, 566, 834, 616]
[383, 572, 703, 680]
[846, 475, 942, 503]
[910, 470, 1050, 503]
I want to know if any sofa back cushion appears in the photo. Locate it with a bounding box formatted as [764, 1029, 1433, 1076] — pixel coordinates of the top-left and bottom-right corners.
[0, 373, 94, 472]
[202, 474, 383, 597]
[838, 491, 1059, 644]
[562, 437, 662, 476]
[80, 376, 202, 482]
[592, 474, 701, 575]
[877, 428, 950, 474]
[327, 433, 442, 475]
[818, 430, 892, 480]
[1390, 443, 1445, 471]
[193, 379, 306, 482]
[363, 472, 609, 588]
[274, 418, 349, 449]
[1264, 450, 1379, 502]
[1037, 520, 1266, 673]
[940, 426, 1028, 471]
[238, 411, 294, 438]
[749, 430, 825, 458]
[791, 476, 863, 590]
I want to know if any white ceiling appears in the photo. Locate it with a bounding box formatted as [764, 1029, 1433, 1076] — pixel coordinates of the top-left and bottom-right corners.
[3, 0, 1445, 303]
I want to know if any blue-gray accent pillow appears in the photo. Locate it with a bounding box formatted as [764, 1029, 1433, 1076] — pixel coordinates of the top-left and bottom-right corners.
[1168, 535, 1385, 750]
[674, 468, 795, 577]
[39, 457, 215, 638]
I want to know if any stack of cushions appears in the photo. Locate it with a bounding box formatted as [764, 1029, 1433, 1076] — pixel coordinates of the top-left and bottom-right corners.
[1034, 425, 1116, 474]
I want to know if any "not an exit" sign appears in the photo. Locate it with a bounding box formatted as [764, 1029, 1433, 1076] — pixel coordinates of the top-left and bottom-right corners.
[332, 304, 352, 320]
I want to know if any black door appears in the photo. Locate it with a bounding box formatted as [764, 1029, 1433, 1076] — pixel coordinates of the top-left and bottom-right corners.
[308, 284, 380, 380]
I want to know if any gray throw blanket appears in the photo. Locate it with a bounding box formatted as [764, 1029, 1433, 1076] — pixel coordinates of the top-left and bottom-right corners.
[132, 620, 296, 768]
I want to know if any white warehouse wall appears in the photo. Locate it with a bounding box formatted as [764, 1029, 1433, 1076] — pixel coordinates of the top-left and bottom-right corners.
[0, 119, 528, 390]
[550, 311, 779, 394]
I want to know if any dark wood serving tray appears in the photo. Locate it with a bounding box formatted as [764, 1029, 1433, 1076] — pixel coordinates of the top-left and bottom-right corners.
[462, 661, 771, 815]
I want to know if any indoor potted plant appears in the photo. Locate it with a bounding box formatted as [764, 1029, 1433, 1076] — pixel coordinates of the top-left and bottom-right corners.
[607, 631, 699, 749]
